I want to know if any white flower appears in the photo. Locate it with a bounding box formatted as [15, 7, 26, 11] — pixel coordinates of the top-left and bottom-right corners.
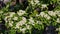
[20, 28, 26, 33]
[29, 17, 34, 23]
[56, 18, 60, 23]
[30, 0, 40, 6]
[34, 0, 39, 4]
[22, 17, 26, 22]
[48, 11, 56, 16]
[42, 4, 47, 7]
[13, 17, 18, 20]
[15, 17, 26, 28]
[39, 12, 51, 20]
[9, 21, 13, 27]
[39, 12, 46, 17]
[15, 23, 20, 28]
[29, 17, 35, 25]
[25, 24, 31, 29]
[17, 10, 25, 16]
[41, 4, 47, 8]
[30, 0, 34, 5]
[9, 12, 15, 17]
[4, 16, 11, 22]
[44, 14, 51, 20]
[26, 25, 30, 29]
[46, 16, 51, 20]
[55, 11, 60, 17]
[16, 20, 26, 28]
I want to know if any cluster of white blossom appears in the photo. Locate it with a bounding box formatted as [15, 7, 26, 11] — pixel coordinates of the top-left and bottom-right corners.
[39, 12, 51, 20]
[20, 28, 26, 33]
[19, 24, 31, 33]
[13, 17, 18, 20]
[3, 10, 26, 27]
[15, 17, 27, 28]
[3, 9, 60, 33]
[30, 0, 40, 6]
[28, 17, 35, 25]
[8, 21, 14, 27]
[48, 11, 56, 16]
[4, 12, 15, 27]
[17, 10, 26, 16]
[55, 10, 60, 17]
[47, 11, 60, 17]
[0, 0, 60, 34]
[41, 4, 47, 9]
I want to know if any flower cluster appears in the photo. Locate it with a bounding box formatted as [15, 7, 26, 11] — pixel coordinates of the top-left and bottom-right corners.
[0, 0, 60, 34]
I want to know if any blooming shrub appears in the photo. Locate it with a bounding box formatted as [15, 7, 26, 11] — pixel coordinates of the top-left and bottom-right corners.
[0, 0, 60, 34]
